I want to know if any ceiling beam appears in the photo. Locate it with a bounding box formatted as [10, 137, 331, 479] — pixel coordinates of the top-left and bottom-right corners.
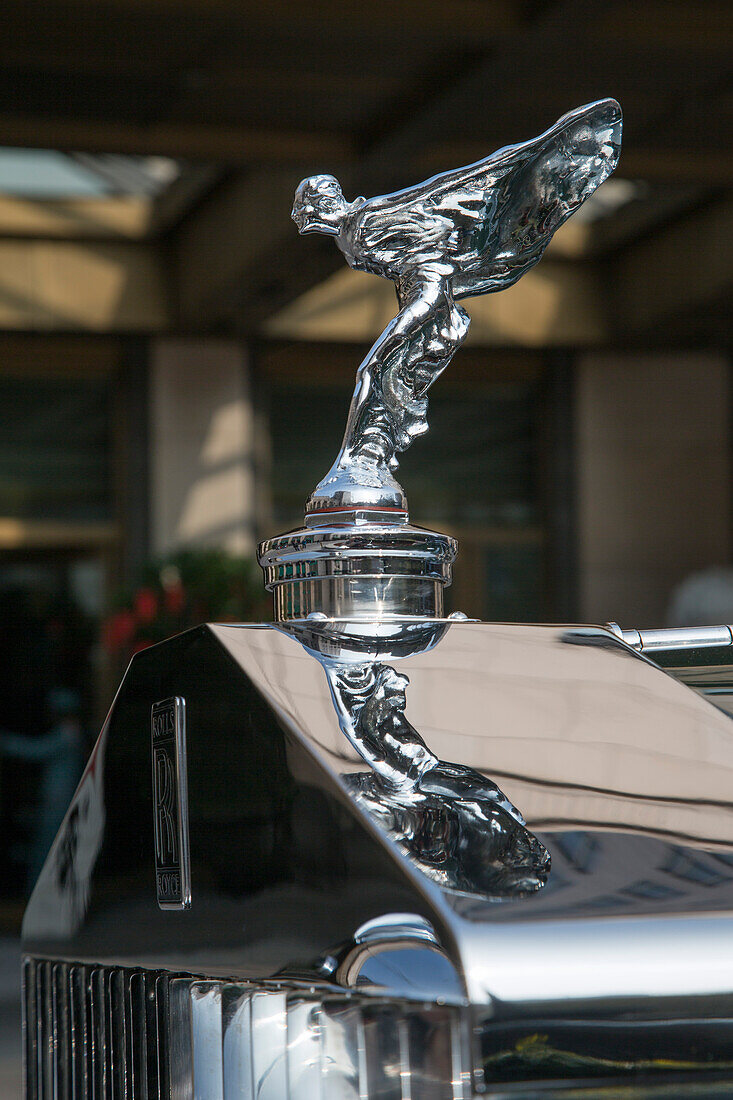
[597, 0, 733, 51]
[34, 0, 523, 40]
[0, 518, 117, 549]
[1, 110, 728, 192]
[263, 263, 608, 349]
[0, 333, 120, 377]
[0, 115, 354, 164]
[0, 237, 169, 331]
[0, 195, 152, 239]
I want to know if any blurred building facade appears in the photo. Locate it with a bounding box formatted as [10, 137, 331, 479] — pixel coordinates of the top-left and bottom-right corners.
[0, 0, 730, 900]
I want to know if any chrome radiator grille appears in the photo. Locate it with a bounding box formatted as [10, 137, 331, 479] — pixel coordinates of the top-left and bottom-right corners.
[23, 956, 472, 1098]
[23, 958, 189, 1099]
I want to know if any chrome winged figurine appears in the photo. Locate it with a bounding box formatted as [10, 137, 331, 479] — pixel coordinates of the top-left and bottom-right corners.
[293, 98, 622, 516]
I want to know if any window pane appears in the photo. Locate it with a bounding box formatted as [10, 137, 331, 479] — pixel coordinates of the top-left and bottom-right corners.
[0, 377, 111, 521]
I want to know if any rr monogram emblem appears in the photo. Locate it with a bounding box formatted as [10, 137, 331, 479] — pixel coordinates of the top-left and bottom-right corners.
[151, 697, 191, 909]
[153, 748, 177, 866]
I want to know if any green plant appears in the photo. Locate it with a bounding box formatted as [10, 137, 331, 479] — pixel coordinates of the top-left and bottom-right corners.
[102, 547, 268, 659]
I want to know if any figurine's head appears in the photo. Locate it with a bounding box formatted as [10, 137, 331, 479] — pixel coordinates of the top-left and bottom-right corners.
[291, 174, 348, 235]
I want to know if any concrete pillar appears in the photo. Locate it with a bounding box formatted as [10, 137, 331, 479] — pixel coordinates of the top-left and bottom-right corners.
[149, 338, 255, 556]
[577, 351, 730, 627]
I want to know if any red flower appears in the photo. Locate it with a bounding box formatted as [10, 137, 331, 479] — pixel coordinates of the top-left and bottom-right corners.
[134, 587, 158, 623]
[164, 582, 185, 615]
[102, 609, 136, 653]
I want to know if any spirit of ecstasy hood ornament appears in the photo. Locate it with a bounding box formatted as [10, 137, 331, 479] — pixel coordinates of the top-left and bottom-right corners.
[292, 99, 622, 517]
[259, 100, 622, 622]
[258, 102, 620, 900]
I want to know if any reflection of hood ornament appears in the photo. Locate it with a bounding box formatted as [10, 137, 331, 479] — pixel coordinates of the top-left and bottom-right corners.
[259, 99, 622, 623]
[324, 660, 550, 900]
[280, 618, 550, 900]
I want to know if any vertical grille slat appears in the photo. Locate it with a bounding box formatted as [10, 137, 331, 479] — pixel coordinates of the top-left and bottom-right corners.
[36, 959, 53, 1099]
[89, 968, 107, 1100]
[250, 990, 288, 1099]
[108, 968, 128, 1099]
[361, 1003, 403, 1100]
[128, 972, 147, 1100]
[143, 972, 160, 1100]
[123, 974, 136, 1100]
[85, 968, 98, 1100]
[190, 983, 223, 1100]
[221, 986, 253, 1100]
[154, 973, 171, 1100]
[50, 963, 59, 1100]
[168, 978, 193, 1100]
[69, 966, 90, 1100]
[53, 963, 71, 1100]
[319, 999, 363, 1100]
[22, 959, 38, 1100]
[286, 997, 323, 1100]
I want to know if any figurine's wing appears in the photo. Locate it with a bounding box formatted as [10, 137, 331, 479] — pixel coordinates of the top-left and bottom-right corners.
[394, 99, 621, 298]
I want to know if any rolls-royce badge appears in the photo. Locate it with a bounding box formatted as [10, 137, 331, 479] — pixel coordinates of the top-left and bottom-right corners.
[151, 696, 191, 909]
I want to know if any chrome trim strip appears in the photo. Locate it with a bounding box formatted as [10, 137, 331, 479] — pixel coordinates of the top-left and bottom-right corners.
[608, 621, 733, 652]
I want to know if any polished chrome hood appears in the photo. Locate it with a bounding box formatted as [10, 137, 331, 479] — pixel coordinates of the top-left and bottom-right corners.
[24, 617, 733, 1018]
[217, 618, 733, 1008]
